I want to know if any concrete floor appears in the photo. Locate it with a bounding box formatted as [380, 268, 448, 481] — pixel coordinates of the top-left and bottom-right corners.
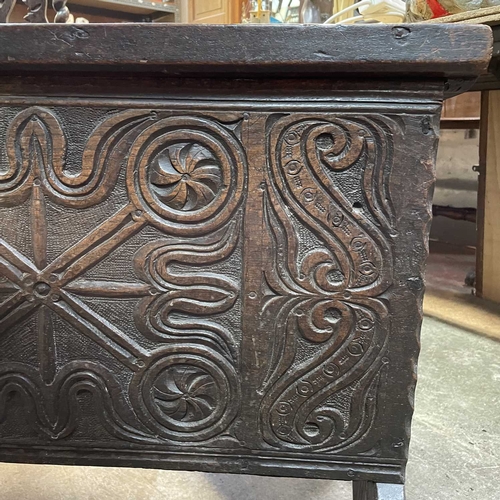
[0, 316, 498, 500]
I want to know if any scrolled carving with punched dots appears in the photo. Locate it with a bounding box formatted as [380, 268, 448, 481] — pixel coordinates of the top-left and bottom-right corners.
[259, 114, 399, 452]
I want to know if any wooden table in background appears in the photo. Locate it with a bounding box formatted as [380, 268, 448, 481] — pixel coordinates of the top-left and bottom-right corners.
[428, 6, 500, 303]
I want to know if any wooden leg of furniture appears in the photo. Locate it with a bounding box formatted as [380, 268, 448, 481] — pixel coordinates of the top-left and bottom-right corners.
[353, 481, 405, 500]
[477, 89, 500, 302]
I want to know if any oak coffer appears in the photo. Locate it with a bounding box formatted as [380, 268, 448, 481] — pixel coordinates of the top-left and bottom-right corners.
[0, 23, 492, 500]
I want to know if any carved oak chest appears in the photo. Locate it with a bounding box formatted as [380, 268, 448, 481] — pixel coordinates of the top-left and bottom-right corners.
[0, 24, 492, 500]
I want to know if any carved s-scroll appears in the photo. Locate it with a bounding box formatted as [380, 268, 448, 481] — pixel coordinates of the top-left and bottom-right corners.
[1, 107, 152, 207]
[260, 115, 397, 452]
[134, 220, 240, 360]
[270, 117, 395, 295]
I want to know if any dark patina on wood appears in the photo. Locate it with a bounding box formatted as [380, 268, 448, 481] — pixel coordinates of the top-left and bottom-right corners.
[0, 24, 492, 499]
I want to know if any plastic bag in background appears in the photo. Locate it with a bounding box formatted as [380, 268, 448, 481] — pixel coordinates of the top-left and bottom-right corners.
[300, 0, 334, 22]
[405, 0, 500, 22]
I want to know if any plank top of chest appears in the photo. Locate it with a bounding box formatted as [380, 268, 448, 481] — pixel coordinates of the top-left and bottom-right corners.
[0, 23, 492, 89]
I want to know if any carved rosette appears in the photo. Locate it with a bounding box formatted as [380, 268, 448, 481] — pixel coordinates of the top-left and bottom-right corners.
[260, 115, 397, 451]
[127, 116, 246, 235]
[149, 142, 222, 211]
[0, 107, 246, 443]
[130, 347, 240, 441]
[151, 365, 219, 422]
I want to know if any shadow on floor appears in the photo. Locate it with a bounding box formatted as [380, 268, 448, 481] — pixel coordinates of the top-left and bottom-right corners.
[424, 241, 500, 341]
[205, 473, 347, 500]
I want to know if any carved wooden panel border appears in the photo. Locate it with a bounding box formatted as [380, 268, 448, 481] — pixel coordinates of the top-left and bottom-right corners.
[259, 115, 396, 452]
[0, 107, 246, 445]
[0, 103, 438, 482]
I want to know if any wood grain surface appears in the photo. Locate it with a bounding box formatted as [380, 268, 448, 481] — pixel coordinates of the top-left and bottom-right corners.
[0, 24, 492, 80]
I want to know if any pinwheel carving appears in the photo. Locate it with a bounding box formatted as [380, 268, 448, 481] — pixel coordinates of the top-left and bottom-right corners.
[150, 143, 222, 212]
[152, 365, 218, 422]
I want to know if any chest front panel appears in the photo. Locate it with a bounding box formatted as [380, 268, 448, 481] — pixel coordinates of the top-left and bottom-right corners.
[0, 98, 438, 482]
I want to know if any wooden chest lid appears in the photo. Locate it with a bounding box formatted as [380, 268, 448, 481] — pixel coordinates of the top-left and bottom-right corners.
[0, 23, 492, 82]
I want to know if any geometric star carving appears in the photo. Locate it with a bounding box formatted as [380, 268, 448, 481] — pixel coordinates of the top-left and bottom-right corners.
[0, 179, 151, 383]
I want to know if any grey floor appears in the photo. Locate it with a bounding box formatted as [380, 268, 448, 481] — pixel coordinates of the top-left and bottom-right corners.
[0, 316, 498, 500]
